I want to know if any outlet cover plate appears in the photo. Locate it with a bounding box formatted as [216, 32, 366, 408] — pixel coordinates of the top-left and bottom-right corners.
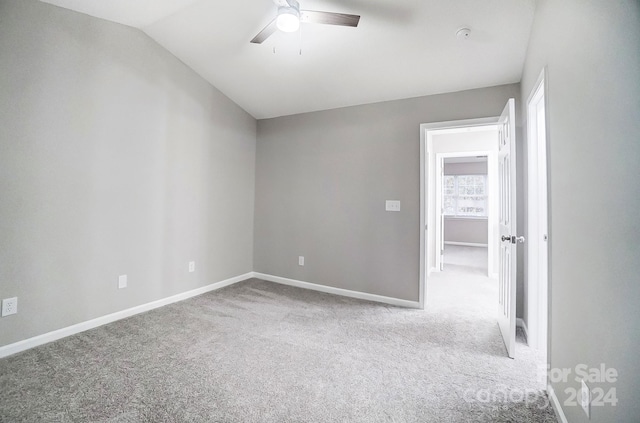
[298, 256, 304, 266]
[385, 200, 401, 211]
[118, 274, 128, 289]
[2, 297, 18, 317]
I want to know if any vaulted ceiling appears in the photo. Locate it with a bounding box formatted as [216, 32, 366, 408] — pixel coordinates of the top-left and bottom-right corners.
[40, 0, 536, 119]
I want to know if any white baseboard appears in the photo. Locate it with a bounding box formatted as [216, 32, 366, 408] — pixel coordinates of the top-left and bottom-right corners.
[253, 272, 421, 309]
[547, 384, 568, 423]
[516, 318, 529, 343]
[0, 272, 253, 359]
[1, 271, 421, 358]
[444, 241, 488, 247]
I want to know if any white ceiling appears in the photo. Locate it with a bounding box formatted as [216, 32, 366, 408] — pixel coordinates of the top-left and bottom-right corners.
[41, 0, 536, 119]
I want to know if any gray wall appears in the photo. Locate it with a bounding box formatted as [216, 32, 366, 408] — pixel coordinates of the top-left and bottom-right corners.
[444, 219, 488, 245]
[443, 161, 487, 175]
[443, 160, 488, 245]
[521, 0, 640, 421]
[254, 84, 520, 301]
[0, 0, 256, 347]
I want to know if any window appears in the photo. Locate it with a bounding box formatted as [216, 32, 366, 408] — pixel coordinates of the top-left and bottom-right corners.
[443, 175, 487, 217]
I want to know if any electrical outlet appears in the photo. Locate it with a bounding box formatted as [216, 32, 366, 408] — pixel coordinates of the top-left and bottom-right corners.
[118, 274, 128, 289]
[1, 297, 18, 317]
[189, 261, 195, 273]
[298, 256, 304, 266]
[581, 379, 591, 418]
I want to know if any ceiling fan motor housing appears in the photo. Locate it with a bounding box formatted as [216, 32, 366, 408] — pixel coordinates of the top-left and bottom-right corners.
[277, 6, 300, 32]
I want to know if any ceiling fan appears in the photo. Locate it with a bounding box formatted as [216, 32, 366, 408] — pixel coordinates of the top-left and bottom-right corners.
[250, 0, 360, 44]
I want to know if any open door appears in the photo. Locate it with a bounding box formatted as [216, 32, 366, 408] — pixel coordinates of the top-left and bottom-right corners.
[498, 98, 520, 358]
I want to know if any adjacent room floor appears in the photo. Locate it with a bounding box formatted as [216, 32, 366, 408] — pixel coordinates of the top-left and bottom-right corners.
[442, 244, 489, 276]
[0, 274, 555, 422]
[433, 244, 493, 318]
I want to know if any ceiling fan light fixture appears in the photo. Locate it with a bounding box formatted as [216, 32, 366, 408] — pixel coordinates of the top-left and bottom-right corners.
[250, 0, 360, 45]
[276, 6, 300, 32]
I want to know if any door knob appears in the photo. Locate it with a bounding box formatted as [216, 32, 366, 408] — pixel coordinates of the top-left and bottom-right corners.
[501, 235, 525, 243]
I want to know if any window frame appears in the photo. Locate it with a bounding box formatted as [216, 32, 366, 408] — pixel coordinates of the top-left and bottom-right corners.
[443, 174, 488, 218]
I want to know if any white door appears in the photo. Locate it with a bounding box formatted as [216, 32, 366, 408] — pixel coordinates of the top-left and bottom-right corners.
[498, 98, 519, 358]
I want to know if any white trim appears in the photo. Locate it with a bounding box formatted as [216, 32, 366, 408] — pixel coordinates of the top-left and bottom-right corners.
[547, 384, 568, 423]
[419, 124, 426, 309]
[0, 272, 254, 359]
[444, 241, 488, 247]
[526, 67, 549, 359]
[436, 153, 444, 272]
[444, 216, 488, 220]
[516, 317, 529, 343]
[253, 272, 421, 309]
[421, 117, 499, 132]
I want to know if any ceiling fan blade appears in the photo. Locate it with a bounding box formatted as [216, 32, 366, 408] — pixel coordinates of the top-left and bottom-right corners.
[300, 10, 360, 27]
[285, 0, 300, 9]
[250, 18, 277, 44]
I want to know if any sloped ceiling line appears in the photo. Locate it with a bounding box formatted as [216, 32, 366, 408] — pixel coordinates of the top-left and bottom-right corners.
[39, 0, 536, 119]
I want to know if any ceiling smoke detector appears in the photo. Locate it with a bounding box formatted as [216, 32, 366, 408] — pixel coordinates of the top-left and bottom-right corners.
[456, 27, 471, 40]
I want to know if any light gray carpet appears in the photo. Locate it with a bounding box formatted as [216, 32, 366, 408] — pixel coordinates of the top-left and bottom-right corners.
[443, 245, 489, 276]
[0, 278, 556, 422]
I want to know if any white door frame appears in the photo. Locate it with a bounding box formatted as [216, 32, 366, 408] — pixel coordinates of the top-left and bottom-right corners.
[419, 117, 498, 309]
[526, 68, 550, 362]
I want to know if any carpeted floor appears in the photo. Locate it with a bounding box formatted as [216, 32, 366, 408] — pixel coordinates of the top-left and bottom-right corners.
[436, 245, 494, 318]
[443, 244, 489, 275]
[0, 276, 556, 422]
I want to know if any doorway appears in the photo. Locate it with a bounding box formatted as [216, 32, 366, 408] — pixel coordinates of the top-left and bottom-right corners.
[419, 99, 520, 359]
[419, 121, 500, 320]
[422, 123, 500, 282]
[440, 155, 490, 276]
